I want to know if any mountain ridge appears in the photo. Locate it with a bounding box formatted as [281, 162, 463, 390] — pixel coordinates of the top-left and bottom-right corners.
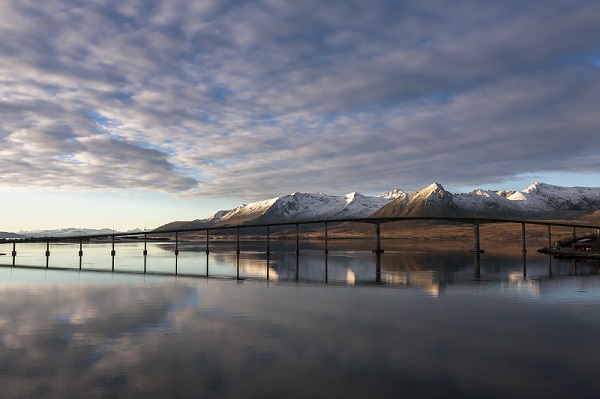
[156, 182, 600, 232]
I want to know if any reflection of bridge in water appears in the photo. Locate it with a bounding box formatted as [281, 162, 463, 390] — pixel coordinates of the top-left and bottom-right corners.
[2, 217, 599, 284]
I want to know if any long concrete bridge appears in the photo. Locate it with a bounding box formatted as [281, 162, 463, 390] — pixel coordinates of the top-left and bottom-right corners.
[3, 216, 599, 270]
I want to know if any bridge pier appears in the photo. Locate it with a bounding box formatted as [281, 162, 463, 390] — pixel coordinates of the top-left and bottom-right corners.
[471, 222, 484, 253]
[111, 236, 115, 272]
[143, 233, 148, 256]
[46, 242, 50, 268]
[12, 242, 16, 266]
[547, 225, 552, 248]
[79, 240, 83, 270]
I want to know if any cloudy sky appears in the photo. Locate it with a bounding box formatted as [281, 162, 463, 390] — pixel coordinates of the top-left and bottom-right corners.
[2, 0, 600, 231]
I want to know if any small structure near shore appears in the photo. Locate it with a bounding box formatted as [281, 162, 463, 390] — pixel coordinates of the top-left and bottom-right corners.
[538, 236, 600, 260]
[572, 238, 593, 251]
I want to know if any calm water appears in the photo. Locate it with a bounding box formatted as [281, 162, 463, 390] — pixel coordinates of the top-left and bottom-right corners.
[1, 240, 600, 398]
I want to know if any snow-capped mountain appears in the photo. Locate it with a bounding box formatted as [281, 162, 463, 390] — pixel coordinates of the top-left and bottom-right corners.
[156, 182, 600, 232]
[156, 190, 406, 231]
[375, 182, 600, 219]
[374, 183, 469, 218]
[504, 182, 600, 212]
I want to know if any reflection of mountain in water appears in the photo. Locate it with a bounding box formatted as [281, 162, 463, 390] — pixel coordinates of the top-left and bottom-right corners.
[156, 240, 600, 296]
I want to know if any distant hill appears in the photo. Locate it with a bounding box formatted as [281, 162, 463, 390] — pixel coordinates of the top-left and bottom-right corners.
[16, 228, 144, 238]
[155, 182, 600, 232]
[0, 231, 25, 239]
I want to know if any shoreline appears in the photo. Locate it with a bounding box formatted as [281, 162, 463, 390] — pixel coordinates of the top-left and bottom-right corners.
[538, 247, 600, 260]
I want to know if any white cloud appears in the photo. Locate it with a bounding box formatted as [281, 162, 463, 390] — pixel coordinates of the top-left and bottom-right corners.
[1, 0, 599, 200]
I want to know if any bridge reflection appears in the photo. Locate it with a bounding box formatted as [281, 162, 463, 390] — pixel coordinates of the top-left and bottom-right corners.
[1, 240, 598, 297]
[2, 216, 599, 291]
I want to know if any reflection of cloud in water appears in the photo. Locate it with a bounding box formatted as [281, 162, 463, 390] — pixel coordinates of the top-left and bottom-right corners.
[1, 275, 600, 397]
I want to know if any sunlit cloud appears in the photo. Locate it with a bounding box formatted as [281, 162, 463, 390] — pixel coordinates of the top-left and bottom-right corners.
[1, 0, 599, 200]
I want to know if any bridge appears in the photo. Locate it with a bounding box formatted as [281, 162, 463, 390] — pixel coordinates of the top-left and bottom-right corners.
[2, 216, 599, 280]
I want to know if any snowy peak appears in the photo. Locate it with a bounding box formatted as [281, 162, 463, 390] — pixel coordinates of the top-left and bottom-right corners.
[410, 183, 451, 202]
[507, 182, 600, 211]
[374, 181, 600, 219]
[375, 182, 467, 217]
[193, 191, 401, 226]
[378, 189, 407, 200]
[155, 182, 600, 232]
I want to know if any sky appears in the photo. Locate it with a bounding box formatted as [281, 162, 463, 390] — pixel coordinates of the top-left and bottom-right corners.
[1, 0, 600, 232]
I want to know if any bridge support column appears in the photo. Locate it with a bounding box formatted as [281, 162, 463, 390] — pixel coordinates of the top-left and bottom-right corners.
[111, 236, 115, 272]
[79, 240, 83, 270]
[547, 225, 552, 248]
[471, 222, 484, 253]
[46, 242, 50, 268]
[236, 227, 240, 254]
[12, 242, 16, 266]
[572, 226, 576, 242]
[521, 223, 527, 253]
[143, 233, 147, 274]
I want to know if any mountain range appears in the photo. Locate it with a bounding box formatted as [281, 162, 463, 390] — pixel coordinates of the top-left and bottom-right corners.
[5, 182, 598, 238]
[6, 228, 144, 239]
[156, 182, 600, 232]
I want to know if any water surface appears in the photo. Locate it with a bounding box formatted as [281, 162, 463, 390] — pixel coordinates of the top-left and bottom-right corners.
[0, 241, 599, 398]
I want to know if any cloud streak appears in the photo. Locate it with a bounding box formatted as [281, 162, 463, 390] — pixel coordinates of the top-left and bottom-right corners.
[1, 0, 599, 199]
